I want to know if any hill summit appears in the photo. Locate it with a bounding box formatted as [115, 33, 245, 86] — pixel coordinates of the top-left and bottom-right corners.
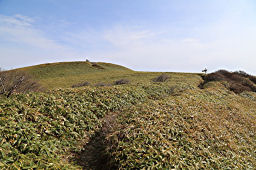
[15, 61, 133, 88]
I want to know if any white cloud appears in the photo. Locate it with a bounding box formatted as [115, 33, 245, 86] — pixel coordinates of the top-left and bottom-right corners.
[0, 14, 33, 27]
[0, 14, 78, 69]
[103, 26, 158, 47]
[0, 14, 66, 50]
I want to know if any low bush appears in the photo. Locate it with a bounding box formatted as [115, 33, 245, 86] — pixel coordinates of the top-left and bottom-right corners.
[233, 70, 249, 77]
[95, 82, 111, 87]
[71, 81, 90, 88]
[114, 79, 130, 85]
[153, 74, 170, 82]
[233, 70, 256, 84]
[202, 70, 256, 93]
[0, 83, 177, 169]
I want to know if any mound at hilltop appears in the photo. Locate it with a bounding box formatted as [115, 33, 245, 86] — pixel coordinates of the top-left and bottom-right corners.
[0, 62, 256, 169]
[11, 61, 199, 89]
[14, 61, 133, 89]
[200, 70, 256, 93]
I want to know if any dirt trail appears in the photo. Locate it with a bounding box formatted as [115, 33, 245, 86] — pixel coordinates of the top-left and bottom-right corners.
[74, 113, 118, 170]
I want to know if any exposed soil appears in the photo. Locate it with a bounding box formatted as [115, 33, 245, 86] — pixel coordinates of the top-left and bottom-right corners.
[73, 113, 119, 170]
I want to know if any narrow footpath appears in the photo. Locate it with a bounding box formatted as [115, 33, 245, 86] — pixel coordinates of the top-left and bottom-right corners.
[74, 113, 119, 170]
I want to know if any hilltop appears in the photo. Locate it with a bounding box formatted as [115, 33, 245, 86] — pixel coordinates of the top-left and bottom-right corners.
[11, 61, 198, 89]
[0, 62, 255, 169]
[14, 61, 133, 89]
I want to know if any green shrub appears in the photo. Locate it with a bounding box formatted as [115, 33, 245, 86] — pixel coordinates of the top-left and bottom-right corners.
[0, 84, 174, 169]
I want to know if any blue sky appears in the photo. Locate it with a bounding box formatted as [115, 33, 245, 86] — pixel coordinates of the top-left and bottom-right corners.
[0, 0, 256, 73]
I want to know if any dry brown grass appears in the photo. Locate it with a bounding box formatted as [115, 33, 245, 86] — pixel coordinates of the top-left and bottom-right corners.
[0, 70, 43, 97]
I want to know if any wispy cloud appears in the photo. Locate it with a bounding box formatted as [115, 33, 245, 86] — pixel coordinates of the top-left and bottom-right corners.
[99, 27, 208, 72]
[103, 26, 158, 47]
[0, 14, 77, 69]
[0, 14, 67, 50]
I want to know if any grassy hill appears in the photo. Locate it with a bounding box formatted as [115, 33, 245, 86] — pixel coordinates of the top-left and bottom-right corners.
[13, 61, 200, 89]
[0, 62, 255, 169]
[15, 61, 134, 89]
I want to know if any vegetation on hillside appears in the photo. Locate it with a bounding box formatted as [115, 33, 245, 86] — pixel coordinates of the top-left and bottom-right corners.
[13, 61, 198, 89]
[0, 62, 255, 169]
[0, 86, 148, 169]
[109, 86, 256, 169]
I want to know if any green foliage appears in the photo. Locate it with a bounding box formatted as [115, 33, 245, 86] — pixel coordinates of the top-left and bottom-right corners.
[0, 85, 153, 169]
[1, 83, 183, 169]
